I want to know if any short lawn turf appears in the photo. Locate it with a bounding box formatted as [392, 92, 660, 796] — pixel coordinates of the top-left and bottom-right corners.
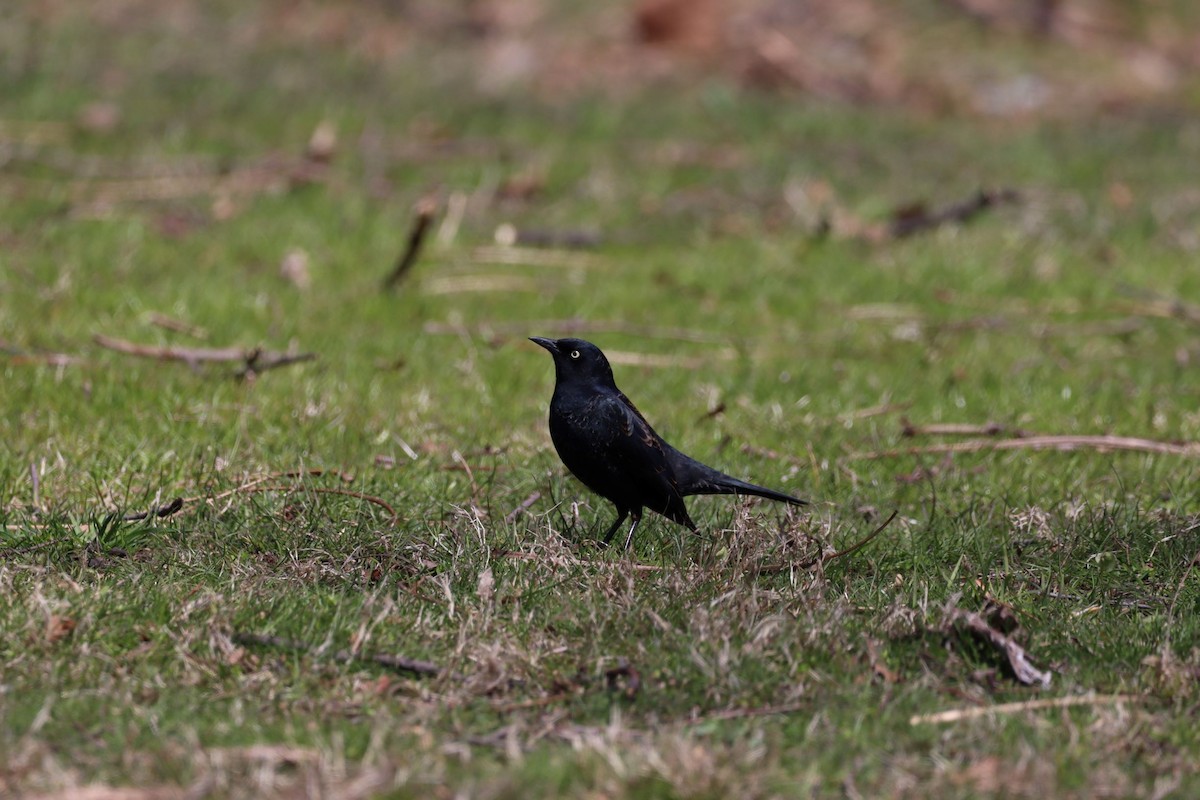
[3, 3, 1200, 797]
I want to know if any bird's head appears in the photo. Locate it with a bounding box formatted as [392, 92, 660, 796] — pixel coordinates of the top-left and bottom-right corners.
[529, 337, 616, 388]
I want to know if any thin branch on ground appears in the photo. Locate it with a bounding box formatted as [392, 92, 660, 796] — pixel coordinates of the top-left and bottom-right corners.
[504, 491, 542, 523]
[909, 693, 1138, 725]
[469, 246, 606, 270]
[889, 188, 1020, 238]
[901, 420, 1030, 438]
[235, 349, 316, 379]
[121, 497, 185, 522]
[818, 509, 899, 565]
[177, 471, 394, 522]
[4, 497, 181, 538]
[756, 509, 898, 575]
[277, 467, 356, 482]
[232, 632, 441, 677]
[845, 434, 1200, 461]
[493, 224, 603, 249]
[93, 334, 315, 378]
[383, 196, 438, 289]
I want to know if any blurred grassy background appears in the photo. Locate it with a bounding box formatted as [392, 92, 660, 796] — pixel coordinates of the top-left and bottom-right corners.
[3, 1, 1200, 797]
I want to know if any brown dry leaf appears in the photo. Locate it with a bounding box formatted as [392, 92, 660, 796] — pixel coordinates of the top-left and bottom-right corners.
[46, 615, 76, 643]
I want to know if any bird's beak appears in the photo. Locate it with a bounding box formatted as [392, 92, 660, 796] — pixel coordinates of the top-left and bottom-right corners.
[529, 337, 558, 354]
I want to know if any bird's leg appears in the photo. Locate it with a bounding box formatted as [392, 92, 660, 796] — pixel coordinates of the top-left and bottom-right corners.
[621, 510, 643, 552]
[601, 510, 628, 546]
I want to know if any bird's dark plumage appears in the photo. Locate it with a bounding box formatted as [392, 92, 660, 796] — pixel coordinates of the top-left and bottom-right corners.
[530, 336, 806, 550]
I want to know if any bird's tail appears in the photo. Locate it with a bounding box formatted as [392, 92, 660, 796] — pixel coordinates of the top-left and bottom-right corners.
[673, 453, 807, 506]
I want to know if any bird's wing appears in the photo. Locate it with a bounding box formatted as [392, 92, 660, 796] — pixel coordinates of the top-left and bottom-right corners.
[619, 391, 805, 508]
[597, 392, 695, 528]
[594, 392, 673, 477]
[616, 390, 653, 428]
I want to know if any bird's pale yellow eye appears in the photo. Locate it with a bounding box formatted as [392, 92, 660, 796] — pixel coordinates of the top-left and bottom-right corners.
[570, 350, 581, 359]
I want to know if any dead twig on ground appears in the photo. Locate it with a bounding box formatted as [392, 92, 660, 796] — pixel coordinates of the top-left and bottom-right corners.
[815, 509, 899, 565]
[493, 223, 602, 249]
[234, 349, 316, 380]
[174, 470, 392, 523]
[383, 196, 437, 289]
[469, 246, 605, 270]
[845, 434, 1200, 460]
[94, 334, 238, 361]
[504, 491, 542, 523]
[277, 467, 355, 482]
[910, 693, 1137, 725]
[889, 188, 1020, 238]
[93, 334, 315, 378]
[232, 632, 441, 677]
[901, 420, 1029, 438]
[121, 497, 184, 522]
[756, 509, 898, 576]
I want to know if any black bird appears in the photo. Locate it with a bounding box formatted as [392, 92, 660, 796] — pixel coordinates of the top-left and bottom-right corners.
[530, 337, 806, 550]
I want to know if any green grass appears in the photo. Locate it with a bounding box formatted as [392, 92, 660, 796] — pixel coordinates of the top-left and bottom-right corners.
[4, 2, 1200, 797]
